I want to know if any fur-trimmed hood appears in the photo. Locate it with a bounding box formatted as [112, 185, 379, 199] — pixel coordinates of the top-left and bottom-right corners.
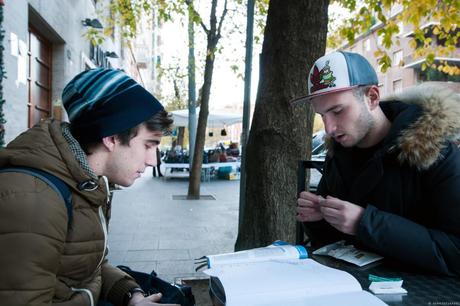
[384, 83, 460, 169]
[327, 83, 460, 170]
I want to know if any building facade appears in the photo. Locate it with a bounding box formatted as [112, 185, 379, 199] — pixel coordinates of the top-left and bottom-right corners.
[341, 14, 460, 96]
[1, 0, 155, 144]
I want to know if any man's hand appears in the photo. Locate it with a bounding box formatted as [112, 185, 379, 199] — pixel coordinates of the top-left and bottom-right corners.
[319, 196, 365, 235]
[296, 191, 324, 222]
[128, 292, 180, 306]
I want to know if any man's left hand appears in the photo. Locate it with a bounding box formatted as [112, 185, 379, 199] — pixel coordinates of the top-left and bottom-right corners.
[319, 196, 365, 235]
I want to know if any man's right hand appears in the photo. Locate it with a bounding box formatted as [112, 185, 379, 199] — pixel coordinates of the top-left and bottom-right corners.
[296, 191, 324, 222]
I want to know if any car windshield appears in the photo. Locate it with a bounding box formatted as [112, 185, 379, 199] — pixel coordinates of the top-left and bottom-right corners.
[311, 130, 326, 161]
[312, 130, 325, 150]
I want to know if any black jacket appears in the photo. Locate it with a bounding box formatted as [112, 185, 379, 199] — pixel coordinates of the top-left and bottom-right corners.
[304, 84, 460, 276]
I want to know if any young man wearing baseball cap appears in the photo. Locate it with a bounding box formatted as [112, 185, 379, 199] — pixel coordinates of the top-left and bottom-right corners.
[296, 51, 460, 275]
[0, 68, 178, 305]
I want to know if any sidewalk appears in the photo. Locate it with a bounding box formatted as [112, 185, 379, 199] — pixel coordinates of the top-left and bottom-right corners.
[107, 169, 239, 283]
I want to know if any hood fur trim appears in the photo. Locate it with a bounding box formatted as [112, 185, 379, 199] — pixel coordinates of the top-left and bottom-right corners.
[382, 82, 460, 170]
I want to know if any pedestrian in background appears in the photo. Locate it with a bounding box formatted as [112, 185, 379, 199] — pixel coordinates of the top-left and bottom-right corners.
[152, 147, 163, 177]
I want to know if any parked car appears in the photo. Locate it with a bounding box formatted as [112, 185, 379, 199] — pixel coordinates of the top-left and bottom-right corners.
[309, 130, 326, 191]
[311, 130, 327, 161]
[312, 130, 326, 153]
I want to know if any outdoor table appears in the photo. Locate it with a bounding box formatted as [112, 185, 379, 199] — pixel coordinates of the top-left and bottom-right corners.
[208, 254, 460, 306]
[162, 162, 240, 181]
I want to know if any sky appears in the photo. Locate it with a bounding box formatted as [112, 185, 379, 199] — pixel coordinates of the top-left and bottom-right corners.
[159, 2, 350, 112]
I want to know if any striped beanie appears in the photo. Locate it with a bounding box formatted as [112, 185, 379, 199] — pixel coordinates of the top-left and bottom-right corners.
[62, 68, 164, 143]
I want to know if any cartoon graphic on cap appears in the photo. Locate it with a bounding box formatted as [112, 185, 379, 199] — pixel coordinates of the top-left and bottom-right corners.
[310, 60, 336, 93]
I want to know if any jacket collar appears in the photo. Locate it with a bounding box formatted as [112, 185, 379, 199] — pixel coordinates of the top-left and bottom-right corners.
[326, 83, 460, 170]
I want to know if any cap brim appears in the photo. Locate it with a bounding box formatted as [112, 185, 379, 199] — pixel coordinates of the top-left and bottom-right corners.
[291, 86, 358, 104]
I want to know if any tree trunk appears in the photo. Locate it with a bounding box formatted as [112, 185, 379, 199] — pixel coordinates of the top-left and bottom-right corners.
[188, 1, 197, 164]
[235, 0, 329, 250]
[0, 4, 5, 148]
[188, 0, 226, 199]
[188, 49, 215, 199]
[177, 126, 185, 148]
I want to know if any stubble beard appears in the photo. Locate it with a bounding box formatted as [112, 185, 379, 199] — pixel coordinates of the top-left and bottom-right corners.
[353, 106, 375, 148]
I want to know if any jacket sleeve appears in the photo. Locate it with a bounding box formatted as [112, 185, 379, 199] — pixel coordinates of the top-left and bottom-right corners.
[0, 174, 68, 305]
[100, 259, 139, 306]
[357, 142, 460, 276]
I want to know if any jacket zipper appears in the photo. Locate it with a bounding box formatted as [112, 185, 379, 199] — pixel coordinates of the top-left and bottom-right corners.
[97, 205, 108, 269]
[70, 179, 108, 305]
[96, 176, 109, 270]
[71, 287, 94, 306]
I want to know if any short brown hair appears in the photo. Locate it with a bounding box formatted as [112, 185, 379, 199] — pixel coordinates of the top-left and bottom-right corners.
[117, 110, 173, 145]
[352, 85, 373, 102]
[75, 110, 173, 153]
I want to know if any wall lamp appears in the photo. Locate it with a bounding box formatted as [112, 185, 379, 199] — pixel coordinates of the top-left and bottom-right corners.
[104, 51, 119, 59]
[82, 18, 103, 29]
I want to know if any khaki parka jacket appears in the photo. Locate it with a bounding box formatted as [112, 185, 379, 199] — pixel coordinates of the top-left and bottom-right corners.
[0, 121, 138, 306]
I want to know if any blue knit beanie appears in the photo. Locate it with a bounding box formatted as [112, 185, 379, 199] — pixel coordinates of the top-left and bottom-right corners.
[62, 68, 164, 143]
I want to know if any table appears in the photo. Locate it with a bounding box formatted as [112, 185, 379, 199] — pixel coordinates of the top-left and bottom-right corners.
[161, 162, 240, 181]
[209, 255, 460, 306]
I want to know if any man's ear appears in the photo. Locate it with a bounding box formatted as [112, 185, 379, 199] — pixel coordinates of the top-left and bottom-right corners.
[367, 85, 380, 110]
[101, 136, 117, 152]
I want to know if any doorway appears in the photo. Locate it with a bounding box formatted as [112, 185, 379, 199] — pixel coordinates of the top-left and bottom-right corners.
[27, 27, 52, 128]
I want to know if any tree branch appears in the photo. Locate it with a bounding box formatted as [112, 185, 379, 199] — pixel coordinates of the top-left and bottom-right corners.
[216, 0, 228, 40]
[185, 0, 210, 35]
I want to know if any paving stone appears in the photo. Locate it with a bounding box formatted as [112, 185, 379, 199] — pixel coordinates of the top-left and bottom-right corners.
[109, 171, 239, 278]
[129, 239, 160, 250]
[107, 250, 126, 265]
[155, 259, 197, 275]
[119, 261, 158, 274]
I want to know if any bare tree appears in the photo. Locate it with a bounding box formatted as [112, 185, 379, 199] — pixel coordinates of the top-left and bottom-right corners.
[187, 0, 228, 199]
[235, 0, 330, 250]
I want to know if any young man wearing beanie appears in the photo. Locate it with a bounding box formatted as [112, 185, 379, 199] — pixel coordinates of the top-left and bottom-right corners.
[0, 68, 178, 306]
[295, 51, 460, 276]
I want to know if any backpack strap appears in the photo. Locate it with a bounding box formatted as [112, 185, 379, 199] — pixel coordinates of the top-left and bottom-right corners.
[0, 166, 73, 227]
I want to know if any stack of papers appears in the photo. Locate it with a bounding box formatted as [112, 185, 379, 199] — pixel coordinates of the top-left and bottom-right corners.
[313, 240, 384, 267]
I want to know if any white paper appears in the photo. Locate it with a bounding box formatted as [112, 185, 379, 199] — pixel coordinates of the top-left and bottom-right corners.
[205, 259, 387, 306]
[297, 290, 388, 306]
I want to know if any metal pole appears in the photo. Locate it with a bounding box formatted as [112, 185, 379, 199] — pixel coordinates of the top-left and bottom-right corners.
[238, 0, 255, 232]
[188, 2, 197, 165]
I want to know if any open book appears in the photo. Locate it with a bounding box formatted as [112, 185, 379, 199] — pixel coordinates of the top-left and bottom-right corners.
[203, 243, 387, 306]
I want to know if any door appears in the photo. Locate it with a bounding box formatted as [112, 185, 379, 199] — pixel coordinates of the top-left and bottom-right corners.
[28, 27, 52, 128]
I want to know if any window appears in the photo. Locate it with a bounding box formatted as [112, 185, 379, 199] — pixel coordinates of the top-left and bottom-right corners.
[364, 39, 371, 52]
[393, 50, 403, 66]
[378, 83, 385, 96]
[397, 22, 404, 36]
[390, 4, 403, 17]
[377, 35, 383, 48]
[393, 79, 403, 93]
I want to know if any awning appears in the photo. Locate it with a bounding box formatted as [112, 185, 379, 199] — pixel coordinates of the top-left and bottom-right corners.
[170, 108, 243, 127]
